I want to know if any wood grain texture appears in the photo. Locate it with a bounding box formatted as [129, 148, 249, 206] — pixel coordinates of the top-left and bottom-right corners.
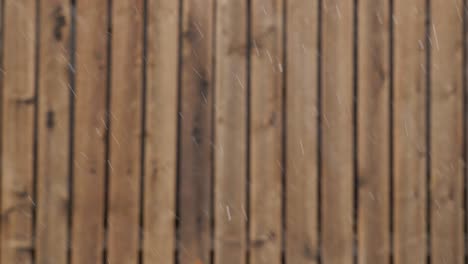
[36, 0, 71, 263]
[393, 0, 427, 263]
[106, 1, 144, 264]
[321, 1, 354, 263]
[249, 0, 283, 263]
[178, 0, 214, 262]
[143, 0, 179, 263]
[430, 0, 464, 263]
[285, 0, 318, 263]
[1, 0, 37, 263]
[71, 1, 108, 263]
[214, 0, 247, 263]
[357, 0, 390, 263]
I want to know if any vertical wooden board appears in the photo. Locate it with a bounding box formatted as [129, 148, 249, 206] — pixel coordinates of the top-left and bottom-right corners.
[143, 0, 179, 263]
[249, 0, 283, 263]
[214, 0, 247, 263]
[106, 1, 143, 264]
[321, 1, 354, 264]
[71, 1, 108, 263]
[213, 0, 247, 261]
[393, 0, 427, 263]
[285, 0, 318, 263]
[36, 0, 71, 263]
[1, 0, 37, 263]
[178, 0, 214, 262]
[430, 0, 464, 263]
[357, 0, 390, 263]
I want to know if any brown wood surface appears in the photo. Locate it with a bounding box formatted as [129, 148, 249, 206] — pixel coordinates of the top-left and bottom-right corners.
[71, 1, 109, 263]
[321, 1, 354, 264]
[393, 0, 427, 263]
[143, 0, 180, 263]
[106, 1, 144, 264]
[285, 0, 318, 263]
[36, 0, 71, 263]
[178, 0, 214, 263]
[0, 1, 466, 263]
[249, 0, 283, 263]
[430, 0, 464, 263]
[1, 0, 37, 263]
[214, 0, 248, 263]
[357, 0, 390, 263]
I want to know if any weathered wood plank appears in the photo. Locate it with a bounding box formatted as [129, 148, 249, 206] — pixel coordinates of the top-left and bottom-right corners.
[106, 1, 144, 264]
[357, 0, 390, 263]
[249, 0, 283, 263]
[1, 0, 37, 263]
[430, 0, 464, 263]
[143, 0, 180, 263]
[393, 0, 427, 263]
[178, 0, 214, 262]
[285, 0, 318, 263]
[36, 0, 71, 263]
[71, 1, 108, 263]
[321, 1, 354, 264]
[214, 0, 247, 263]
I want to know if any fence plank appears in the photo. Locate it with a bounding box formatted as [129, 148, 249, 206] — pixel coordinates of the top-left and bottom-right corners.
[71, 1, 108, 263]
[1, 0, 37, 263]
[249, 0, 283, 263]
[106, 1, 143, 264]
[36, 0, 71, 263]
[214, 0, 247, 263]
[430, 0, 464, 263]
[178, 0, 214, 262]
[143, 0, 179, 263]
[321, 1, 354, 264]
[285, 0, 318, 263]
[357, 0, 390, 263]
[393, 0, 427, 263]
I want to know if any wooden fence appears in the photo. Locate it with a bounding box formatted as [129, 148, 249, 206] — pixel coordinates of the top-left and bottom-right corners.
[0, 0, 465, 263]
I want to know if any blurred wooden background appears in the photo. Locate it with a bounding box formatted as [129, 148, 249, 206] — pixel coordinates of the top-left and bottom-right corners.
[0, 0, 465, 263]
